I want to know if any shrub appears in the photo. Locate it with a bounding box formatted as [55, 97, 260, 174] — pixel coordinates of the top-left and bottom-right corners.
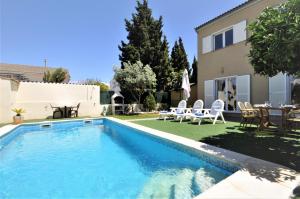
[143, 93, 156, 111]
[157, 103, 169, 111]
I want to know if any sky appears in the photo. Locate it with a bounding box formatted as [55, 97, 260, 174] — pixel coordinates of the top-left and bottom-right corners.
[1, 0, 246, 82]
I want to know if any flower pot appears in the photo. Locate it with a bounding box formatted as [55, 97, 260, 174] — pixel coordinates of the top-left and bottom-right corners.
[13, 115, 24, 124]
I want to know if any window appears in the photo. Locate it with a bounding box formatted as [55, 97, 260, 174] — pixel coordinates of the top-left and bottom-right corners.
[213, 28, 233, 50]
[214, 33, 223, 50]
[225, 29, 233, 47]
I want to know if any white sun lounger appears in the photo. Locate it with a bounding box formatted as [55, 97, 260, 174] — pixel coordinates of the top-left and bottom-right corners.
[191, 99, 226, 125]
[175, 99, 204, 123]
[159, 100, 187, 121]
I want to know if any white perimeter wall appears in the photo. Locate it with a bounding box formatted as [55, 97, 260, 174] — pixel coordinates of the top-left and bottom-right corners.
[0, 79, 101, 123]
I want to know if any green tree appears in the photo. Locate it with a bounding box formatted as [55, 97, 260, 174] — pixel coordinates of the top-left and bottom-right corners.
[99, 83, 109, 92]
[114, 61, 157, 106]
[119, 0, 163, 68]
[119, 0, 173, 91]
[154, 36, 174, 91]
[143, 93, 156, 111]
[170, 37, 190, 89]
[247, 0, 300, 77]
[84, 79, 109, 91]
[178, 37, 190, 75]
[50, 68, 69, 83]
[190, 56, 198, 83]
[43, 68, 69, 83]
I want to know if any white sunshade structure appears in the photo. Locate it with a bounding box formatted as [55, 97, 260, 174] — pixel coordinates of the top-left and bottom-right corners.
[110, 79, 124, 115]
[181, 69, 191, 100]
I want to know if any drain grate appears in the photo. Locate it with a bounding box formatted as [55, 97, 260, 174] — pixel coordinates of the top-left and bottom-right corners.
[40, 122, 53, 128]
[83, 120, 93, 124]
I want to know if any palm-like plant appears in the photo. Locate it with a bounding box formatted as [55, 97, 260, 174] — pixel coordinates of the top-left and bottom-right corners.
[12, 108, 26, 116]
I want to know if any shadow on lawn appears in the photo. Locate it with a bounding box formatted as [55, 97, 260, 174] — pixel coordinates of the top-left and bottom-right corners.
[200, 126, 300, 182]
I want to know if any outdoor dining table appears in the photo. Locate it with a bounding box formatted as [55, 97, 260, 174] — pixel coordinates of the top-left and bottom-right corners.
[254, 105, 296, 131]
[52, 104, 77, 118]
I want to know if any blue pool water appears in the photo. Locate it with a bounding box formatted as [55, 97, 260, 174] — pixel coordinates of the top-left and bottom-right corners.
[0, 119, 237, 198]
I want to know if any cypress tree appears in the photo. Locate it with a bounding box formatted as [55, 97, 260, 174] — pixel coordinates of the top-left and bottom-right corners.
[190, 56, 198, 84]
[178, 37, 190, 75]
[170, 37, 190, 89]
[118, 0, 163, 70]
[154, 36, 174, 91]
[170, 41, 180, 71]
[118, 0, 176, 92]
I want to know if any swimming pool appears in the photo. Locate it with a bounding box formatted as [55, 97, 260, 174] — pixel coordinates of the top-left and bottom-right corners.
[0, 119, 238, 198]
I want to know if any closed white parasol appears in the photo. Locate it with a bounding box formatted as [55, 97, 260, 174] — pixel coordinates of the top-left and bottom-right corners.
[181, 69, 191, 100]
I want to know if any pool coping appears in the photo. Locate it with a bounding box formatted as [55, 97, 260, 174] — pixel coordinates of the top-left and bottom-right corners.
[0, 117, 299, 198]
[0, 117, 102, 138]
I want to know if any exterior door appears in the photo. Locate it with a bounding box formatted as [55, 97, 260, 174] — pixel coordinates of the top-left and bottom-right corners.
[205, 75, 250, 112]
[215, 77, 237, 111]
[226, 77, 237, 111]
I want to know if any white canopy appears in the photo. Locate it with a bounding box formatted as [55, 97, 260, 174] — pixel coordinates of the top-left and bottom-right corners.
[181, 69, 191, 100]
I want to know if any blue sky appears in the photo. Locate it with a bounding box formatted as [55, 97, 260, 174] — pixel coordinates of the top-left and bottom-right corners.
[1, 0, 246, 82]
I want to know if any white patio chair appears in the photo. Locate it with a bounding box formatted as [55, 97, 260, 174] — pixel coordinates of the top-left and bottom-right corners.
[175, 99, 204, 123]
[159, 100, 187, 121]
[191, 99, 226, 125]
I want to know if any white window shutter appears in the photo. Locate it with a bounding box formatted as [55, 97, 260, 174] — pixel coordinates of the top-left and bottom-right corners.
[204, 80, 215, 108]
[233, 20, 247, 44]
[237, 75, 250, 103]
[202, 35, 212, 54]
[269, 73, 289, 106]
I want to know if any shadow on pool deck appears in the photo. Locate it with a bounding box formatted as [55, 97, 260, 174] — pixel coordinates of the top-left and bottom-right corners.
[133, 119, 300, 173]
[200, 126, 300, 173]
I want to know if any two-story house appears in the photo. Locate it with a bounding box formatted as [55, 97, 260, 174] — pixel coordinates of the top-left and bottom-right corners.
[195, 0, 299, 113]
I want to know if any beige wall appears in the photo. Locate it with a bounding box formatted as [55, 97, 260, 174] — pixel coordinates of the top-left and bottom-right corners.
[0, 79, 18, 123]
[0, 79, 101, 123]
[170, 84, 198, 107]
[197, 0, 286, 105]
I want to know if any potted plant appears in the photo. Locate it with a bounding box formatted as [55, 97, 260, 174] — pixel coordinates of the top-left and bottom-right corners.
[12, 108, 25, 124]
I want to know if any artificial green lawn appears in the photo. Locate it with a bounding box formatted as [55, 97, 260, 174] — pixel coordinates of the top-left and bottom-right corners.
[133, 119, 300, 171]
[110, 113, 158, 120]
